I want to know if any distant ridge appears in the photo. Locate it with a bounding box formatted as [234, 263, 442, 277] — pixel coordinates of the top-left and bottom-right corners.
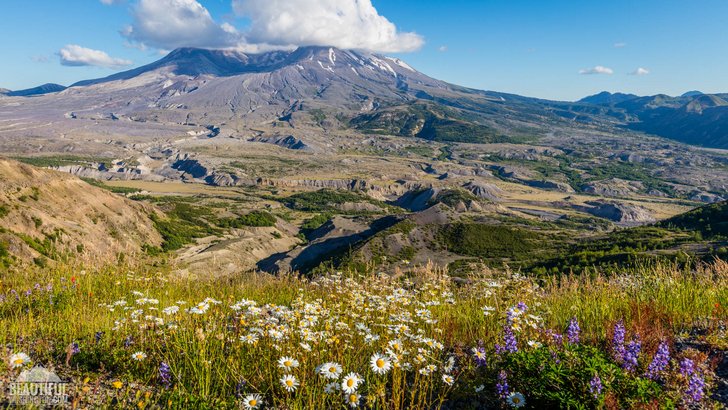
[578, 91, 639, 105]
[7, 83, 66, 97]
[681, 90, 704, 98]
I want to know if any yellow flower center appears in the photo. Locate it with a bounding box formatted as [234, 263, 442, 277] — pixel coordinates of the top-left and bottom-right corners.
[376, 359, 385, 368]
[285, 380, 293, 387]
[349, 394, 357, 403]
[347, 379, 354, 387]
[284, 361, 292, 367]
[13, 359, 24, 365]
[329, 367, 336, 373]
[249, 399, 257, 406]
[513, 397, 521, 404]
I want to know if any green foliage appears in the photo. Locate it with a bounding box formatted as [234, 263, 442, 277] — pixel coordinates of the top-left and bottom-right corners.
[150, 203, 221, 252]
[440, 223, 541, 261]
[309, 108, 327, 124]
[350, 103, 523, 144]
[281, 189, 396, 214]
[530, 226, 695, 275]
[218, 211, 277, 228]
[0, 204, 9, 218]
[300, 213, 332, 239]
[586, 162, 677, 196]
[403, 145, 435, 157]
[13, 155, 113, 168]
[430, 189, 478, 207]
[81, 178, 142, 194]
[15, 230, 62, 258]
[658, 200, 728, 239]
[504, 344, 665, 409]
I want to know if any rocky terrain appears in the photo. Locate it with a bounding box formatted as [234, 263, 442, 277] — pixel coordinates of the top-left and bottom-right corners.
[0, 47, 727, 275]
[0, 158, 161, 267]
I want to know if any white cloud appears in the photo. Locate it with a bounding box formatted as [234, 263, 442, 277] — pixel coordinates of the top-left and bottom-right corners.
[614, 42, 627, 48]
[122, 0, 241, 50]
[100, 0, 125, 4]
[438, 46, 448, 52]
[630, 67, 650, 76]
[579, 66, 614, 75]
[119, 0, 423, 53]
[232, 0, 424, 53]
[59, 45, 133, 68]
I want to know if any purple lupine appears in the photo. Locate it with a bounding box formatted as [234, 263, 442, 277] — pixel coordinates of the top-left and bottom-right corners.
[95, 331, 104, 344]
[550, 349, 561, 364]
[516, 301, 528, 312]
[234, 379, 248, 399]
[124, 336, 133, 348]
[159, 362, 172, 388]
[494, 343, 505, 355]
[33, 283, 41, 291]
[645, 341, 670, 380]
[611, 321, 626, 361]
[70, 342, 80, 355]
[503, 325, 518, 353]
[684, 373, 705, 404]
[622, 336, 641, 372]
[589, 374, 603, 399]
[496, 370, 510, 399]
[679, 358, 695, 377]
[566, 317, 580, 344]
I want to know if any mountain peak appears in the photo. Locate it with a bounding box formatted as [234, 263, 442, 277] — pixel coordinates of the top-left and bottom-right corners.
[681, 90, 704, 98]
[579, 91, 639, 105]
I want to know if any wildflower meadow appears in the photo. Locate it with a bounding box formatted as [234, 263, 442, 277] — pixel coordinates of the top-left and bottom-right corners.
[0, 260, 726, 408]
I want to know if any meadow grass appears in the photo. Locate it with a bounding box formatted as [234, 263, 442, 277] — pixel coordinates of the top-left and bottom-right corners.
[0, 260, 725, 408]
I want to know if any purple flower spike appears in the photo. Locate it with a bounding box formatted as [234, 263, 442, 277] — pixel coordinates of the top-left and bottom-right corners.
[645, 341, 670, 380]
[566, 317, 580, 344]
[589, 374, 603, 399]
[622, 335, 641, 372]
[496, 370, 510, 399]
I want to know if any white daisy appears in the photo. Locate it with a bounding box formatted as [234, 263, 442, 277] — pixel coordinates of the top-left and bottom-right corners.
[340, 372, 363, 394]
[324, 382, 339, 394]
[346, 392, 362, 408]
[131, 351, 147, 361]
[369, 353, 391, 375]
[241, 333, 259, 344]
[277, 356, 299, 370]
[162, 306, 179, 315]
[280, 374, 299, 392]
[242, 393, 263, 409]
[441, 373, 454, 385]
[507, 392, 526, 408]
[8, 352, 31, 369]
[482, 306, 496, 316]
[317, 362, 343, 380]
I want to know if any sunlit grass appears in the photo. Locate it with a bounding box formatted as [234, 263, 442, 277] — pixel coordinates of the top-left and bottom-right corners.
[0, 260, 725, 408]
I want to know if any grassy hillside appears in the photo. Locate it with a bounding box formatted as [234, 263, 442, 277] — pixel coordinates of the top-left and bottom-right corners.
[657, 200, 728, 239]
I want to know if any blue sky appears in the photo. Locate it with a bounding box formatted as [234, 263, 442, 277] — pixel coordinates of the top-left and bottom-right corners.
[2, 0, 727, 101]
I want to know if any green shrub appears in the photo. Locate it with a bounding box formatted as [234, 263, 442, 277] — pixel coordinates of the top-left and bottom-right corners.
[219, 211, 277, 228]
